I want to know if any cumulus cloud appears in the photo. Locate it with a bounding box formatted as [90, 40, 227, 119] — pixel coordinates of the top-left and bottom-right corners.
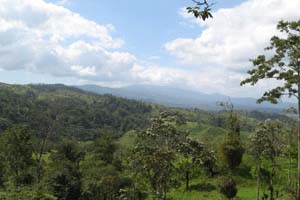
[0, 0, 208, 92]
[0, 0, 194, 89]
[167, 0, 300, 69]
[1, 0, 299, 98]
[164, 0, 300, 96]
[0, 0, 134, 80]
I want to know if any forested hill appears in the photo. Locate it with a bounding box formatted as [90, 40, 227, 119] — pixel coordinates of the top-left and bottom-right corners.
[0, 82, 294, 199]
[0, 82, 289, 140]
[0, 83, 152, 140]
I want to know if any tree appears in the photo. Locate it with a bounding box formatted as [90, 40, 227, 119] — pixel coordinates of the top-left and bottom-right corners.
[1, 126, 34, 186]
[0, 153, 4, 187]
[219, 103, 244, 200]
[134, 112, 186, 199]
[220, 102, 244, 172]
[93, 134, 117, 165]
[283, 107, 298, 190]
[241, 20, 300, 199]
[177, 138, 195, 191]
[29, 100, 57, 185]
[264, 120, 283, 200]
[49, 140, 83, 200]
[179, 137, 216, 190]
[249, 121, 282, 200]
[80, 133, 131, 200]
[220, 138, 244, 172]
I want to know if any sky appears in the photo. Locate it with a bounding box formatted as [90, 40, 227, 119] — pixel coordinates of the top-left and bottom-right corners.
[0, 0, 300, 98]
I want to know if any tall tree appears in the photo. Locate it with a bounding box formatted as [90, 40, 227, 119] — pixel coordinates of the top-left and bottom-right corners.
[220, 102, 244, 172]
[29, 100, 57, 185]
[249, 121, 283, 200]
[266, 120, 283, 200]
[134, 112, 186, 200]
[241, 20, 300, 199]
[283, 107, 298, 190]
[219, 102, 244, 200]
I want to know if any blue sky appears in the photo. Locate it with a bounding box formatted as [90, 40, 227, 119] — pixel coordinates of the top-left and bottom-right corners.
[61, 0, 244, 65]
[0, 0, 299, 98]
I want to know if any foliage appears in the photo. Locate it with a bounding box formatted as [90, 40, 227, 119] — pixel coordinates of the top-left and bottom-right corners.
[220, 178, 237, 200]
[187, 0, 214, 21]
[221, 138, 244, 171]
[220, 104, 244, 172]
[0, 126, 34, 186]
[0, 83, 152, 141]
[48, 140, 83, 200]
[241, 19, 300, 199]
[0, 82, 297, 199]
[249, 120, 284, 200]
[241, 20, 300, 103]
[133, 112, 180, 199]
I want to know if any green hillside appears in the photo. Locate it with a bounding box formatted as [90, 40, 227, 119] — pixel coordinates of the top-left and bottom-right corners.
[0, 83, 295, 200]
[0, 83, 152, 140]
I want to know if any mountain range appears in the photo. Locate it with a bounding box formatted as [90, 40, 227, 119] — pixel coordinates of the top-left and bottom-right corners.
[76, 84, 295, 111]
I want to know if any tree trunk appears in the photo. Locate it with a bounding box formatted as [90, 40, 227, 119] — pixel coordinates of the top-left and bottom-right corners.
[163, 181, 167, 200]
[270, 162, 274, 200]
[36, 131, 49, 184]
[297, 84, 300, 200]
[138, 192, 142, 200]
[288, 128, 292, 189]
[185, 170, 190, 191]
[256, 163, 260, 200]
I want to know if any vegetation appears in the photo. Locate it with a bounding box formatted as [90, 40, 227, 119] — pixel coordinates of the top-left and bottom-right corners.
[0, 80, 297, 200]
[0, 0, 298, 196]
[1, 20, 300, 198]
[187, 0, 214, 21]
[241, 20, 300, 200]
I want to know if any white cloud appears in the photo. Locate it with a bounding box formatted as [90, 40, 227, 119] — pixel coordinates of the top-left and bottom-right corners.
[131, 64, 189, 85]
[0, 0, 132, 80]
[0, 0, 195, 90]
[167, 0, 300, 69]
[0, 0, 202, 91]
[1, 0, 299, 98]
[164, 0, 300, 97]
[71, 65, 96, 77]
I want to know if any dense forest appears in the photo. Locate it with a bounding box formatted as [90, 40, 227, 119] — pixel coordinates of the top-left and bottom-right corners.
[0, 83, 297, 200]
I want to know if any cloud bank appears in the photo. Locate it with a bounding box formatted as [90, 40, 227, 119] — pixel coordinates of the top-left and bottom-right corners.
[164, 0, 300, 96]
[0, 0, 300, 97]
[167, 0, 300, 69]
[0, 0, 137, 81]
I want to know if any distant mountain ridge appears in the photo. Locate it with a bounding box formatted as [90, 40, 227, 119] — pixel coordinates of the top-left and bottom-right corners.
[76, 84, 295, 111]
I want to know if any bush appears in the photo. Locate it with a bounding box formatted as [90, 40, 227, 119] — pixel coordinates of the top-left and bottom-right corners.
[221, 138, 244, 170]
[220, 178, 237, 200]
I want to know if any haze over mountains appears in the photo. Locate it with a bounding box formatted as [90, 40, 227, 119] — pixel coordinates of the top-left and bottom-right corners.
[76, 84, 295, 111]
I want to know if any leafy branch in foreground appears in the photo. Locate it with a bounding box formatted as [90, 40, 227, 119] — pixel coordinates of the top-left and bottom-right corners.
[187, 0, 215, 21]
